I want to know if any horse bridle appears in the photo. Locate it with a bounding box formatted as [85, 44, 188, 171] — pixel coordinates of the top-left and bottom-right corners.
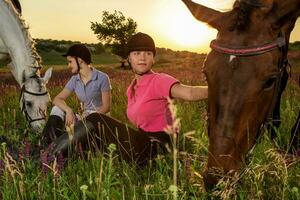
[209, 33, 290, 159]
[19, 83, 49, 125]
[209, 33, 289, 122]
[210, 36, 286, 56]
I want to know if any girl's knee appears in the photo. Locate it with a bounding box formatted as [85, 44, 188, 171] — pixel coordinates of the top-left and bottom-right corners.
[49, 106, 65, 120]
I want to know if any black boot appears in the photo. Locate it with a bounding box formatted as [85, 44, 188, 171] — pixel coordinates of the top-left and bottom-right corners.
[41, 115, 65, 147]
[49, 119, 95, 157]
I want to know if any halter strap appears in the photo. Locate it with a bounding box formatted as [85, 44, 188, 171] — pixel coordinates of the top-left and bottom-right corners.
[210, 36, 286, 56]
[75, 57, 81, 73]
[19, 85, 49, 124]
[20, 87, 48, 96]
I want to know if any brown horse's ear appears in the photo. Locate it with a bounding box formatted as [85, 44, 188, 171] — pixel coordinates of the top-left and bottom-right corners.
[182, 0, 223, 30]
[234, 0, 274, 13]
[266, 0, 300, 30]
[233, 1, 239, 9]
[259, 0, 274, 13]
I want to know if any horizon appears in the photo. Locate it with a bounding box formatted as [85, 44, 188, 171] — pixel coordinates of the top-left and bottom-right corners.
[21, 0, 300, 53]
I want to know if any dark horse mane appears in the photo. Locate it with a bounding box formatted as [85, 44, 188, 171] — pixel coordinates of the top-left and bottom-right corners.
[230, 0, 264, 31]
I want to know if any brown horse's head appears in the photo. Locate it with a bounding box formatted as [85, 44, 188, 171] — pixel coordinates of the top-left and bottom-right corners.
[183, 0, 300, 189]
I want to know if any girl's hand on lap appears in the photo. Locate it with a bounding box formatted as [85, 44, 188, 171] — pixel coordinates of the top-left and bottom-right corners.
[65, 110, 75, 126]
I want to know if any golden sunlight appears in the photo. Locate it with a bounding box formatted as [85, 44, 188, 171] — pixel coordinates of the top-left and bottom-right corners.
[149, 0, 219, 52]
[166, 12, 216, 48]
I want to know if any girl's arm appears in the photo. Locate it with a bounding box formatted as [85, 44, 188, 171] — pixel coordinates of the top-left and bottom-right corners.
[97, 91, 112, 114]
[170, 83, 208, 101]
[53, 88, 75, 125]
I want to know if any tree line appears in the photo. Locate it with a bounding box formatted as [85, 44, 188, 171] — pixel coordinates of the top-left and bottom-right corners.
[34, 39, 106, 54]
[30, 10, 300, 68]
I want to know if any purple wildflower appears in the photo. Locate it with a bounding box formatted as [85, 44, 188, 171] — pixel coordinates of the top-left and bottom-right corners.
[40, 149, 49, 176]
[23, 139, 30, 160]
[56, 152, 65, 175]
[297, 149, 300, 157]
[0, 159, 4, 176]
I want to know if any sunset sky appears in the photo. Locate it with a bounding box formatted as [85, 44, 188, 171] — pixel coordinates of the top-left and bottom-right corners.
[20, 0, 300, 53]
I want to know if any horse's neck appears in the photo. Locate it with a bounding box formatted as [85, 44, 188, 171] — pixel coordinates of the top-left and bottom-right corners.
[0, 0, 40, 85]
[0, 38, 9, 59]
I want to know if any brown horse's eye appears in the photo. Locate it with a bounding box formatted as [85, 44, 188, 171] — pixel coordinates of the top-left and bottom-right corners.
[263, 77, 277, 90]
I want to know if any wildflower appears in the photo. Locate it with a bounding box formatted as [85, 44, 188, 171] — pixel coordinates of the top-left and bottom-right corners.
[0, 159, 4, 176]
[108, 143, 116, 153]
[40, 150, 49, 176]
[164, 98, 181, 135]
[23, 139, 30, 159]
[80, 185, 88, 200]
[56, 152, 65, 174]
[66, 124, 74, 141]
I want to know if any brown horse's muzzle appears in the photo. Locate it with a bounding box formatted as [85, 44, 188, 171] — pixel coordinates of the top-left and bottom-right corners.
[203, 136, 244, 190]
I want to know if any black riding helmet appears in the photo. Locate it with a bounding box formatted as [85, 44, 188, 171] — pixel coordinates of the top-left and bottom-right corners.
[62, 44, 92, 73]
[126, 32, 156, 56]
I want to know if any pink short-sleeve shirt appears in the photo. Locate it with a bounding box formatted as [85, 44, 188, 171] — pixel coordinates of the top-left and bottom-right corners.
[126, 72, 179, 132]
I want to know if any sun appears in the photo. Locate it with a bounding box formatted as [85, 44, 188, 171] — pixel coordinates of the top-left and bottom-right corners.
[167, 12, 216, 48]
[148, 0, 218, 53]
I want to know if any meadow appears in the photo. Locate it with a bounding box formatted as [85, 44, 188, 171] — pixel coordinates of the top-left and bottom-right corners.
[0, 53, 300, 199]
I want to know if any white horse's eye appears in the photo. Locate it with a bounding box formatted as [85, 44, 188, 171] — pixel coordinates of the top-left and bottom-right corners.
[26, 101, 33, 107]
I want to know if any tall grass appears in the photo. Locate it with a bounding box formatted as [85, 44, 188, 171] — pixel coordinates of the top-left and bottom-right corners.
[0, 63, 300, 199]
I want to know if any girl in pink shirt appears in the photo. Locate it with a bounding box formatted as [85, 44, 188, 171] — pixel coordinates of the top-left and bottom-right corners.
[48, 33, 208, 166]
[126, 33, 207, 132]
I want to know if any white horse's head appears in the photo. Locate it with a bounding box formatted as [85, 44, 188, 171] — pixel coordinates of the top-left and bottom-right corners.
[20, 68, 52, 133]
[0, 0, 52, 133]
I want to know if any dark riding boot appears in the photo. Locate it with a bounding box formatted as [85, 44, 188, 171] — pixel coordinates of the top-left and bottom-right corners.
[85, 113, 161, 165]
[289, 111, 300, 155]
[41, 115, 65, 147]
[49, 119, 95, 157]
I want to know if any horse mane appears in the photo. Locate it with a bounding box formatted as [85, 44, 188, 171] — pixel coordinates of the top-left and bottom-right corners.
[11, 0, 21, 13]
[30, 74, 43, 92]
[229, 0, 264, 32]
[4, 0, 42, 69]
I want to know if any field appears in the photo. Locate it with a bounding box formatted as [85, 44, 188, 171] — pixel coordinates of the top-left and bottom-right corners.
[0, 52, 300, 199]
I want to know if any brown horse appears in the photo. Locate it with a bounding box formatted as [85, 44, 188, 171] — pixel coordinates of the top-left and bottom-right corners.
[182, 0, 300, 189]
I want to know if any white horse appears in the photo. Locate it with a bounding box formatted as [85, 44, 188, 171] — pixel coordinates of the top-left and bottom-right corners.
[0, 0, 52, 133]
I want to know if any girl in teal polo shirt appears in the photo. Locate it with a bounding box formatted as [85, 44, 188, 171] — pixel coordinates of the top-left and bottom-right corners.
[41, 44, 112, 146]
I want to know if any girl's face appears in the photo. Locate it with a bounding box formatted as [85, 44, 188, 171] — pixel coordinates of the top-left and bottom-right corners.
[128, 51, 155, 76]
[67, 56, 79, 74]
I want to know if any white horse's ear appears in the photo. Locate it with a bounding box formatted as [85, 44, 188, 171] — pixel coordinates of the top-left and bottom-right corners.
[43, 67, 52, 84]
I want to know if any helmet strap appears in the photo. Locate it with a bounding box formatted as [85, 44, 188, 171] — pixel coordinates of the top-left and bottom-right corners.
[75, 57, 81, 73]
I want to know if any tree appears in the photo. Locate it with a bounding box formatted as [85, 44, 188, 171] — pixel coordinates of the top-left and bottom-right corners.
[91, 10, 137, 68]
